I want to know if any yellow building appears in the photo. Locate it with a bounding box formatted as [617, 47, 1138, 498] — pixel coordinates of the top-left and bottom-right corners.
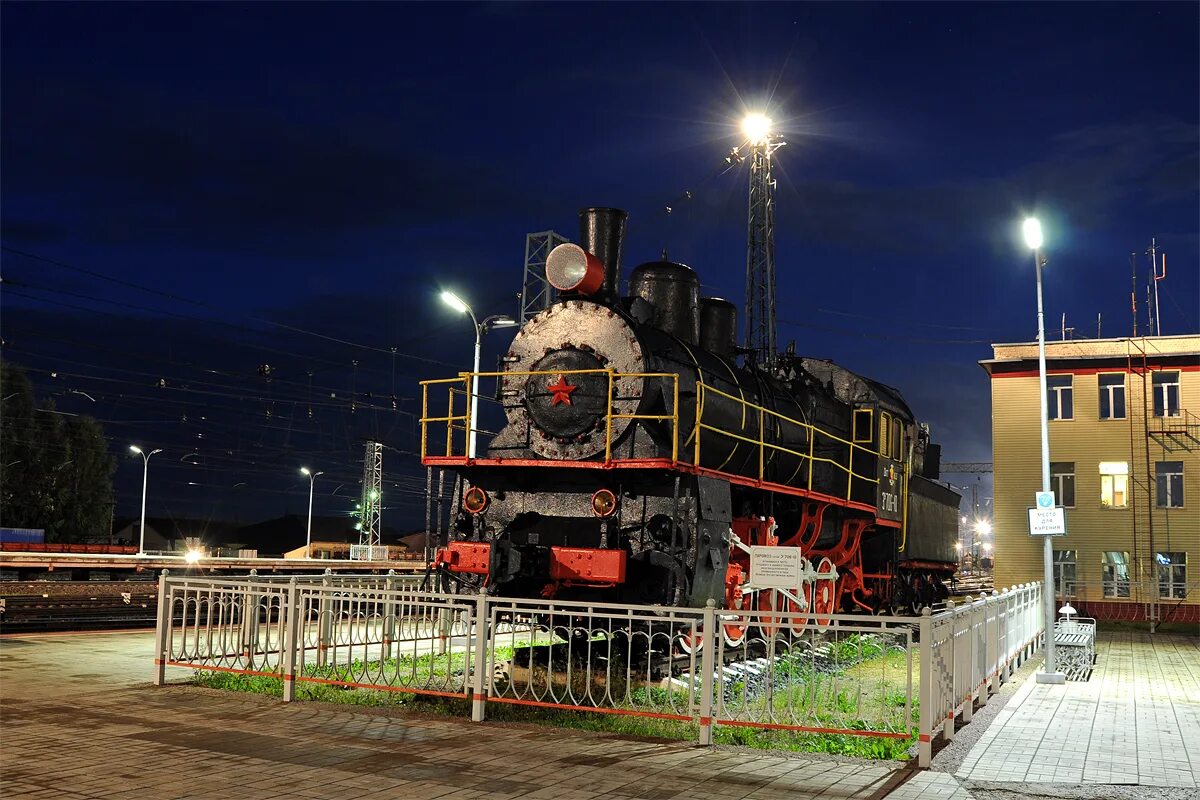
[981, 335, 1199, 625]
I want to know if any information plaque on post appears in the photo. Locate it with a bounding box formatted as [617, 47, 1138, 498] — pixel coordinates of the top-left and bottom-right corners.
[1028, 490, 1067, 536]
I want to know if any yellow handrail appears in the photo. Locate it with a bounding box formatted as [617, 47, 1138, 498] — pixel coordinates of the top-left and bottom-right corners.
[419, 369, 878, 504]
[419, 369, 679, 463]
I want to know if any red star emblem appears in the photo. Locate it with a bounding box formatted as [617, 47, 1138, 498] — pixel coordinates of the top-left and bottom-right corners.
[547, 375, 578, 406]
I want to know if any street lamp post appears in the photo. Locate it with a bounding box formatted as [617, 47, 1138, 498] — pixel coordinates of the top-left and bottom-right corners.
[440, 291, 517, 458]
[1024, 217, 1065, 685]
[300, 467, 323, 558]
[129, 445, 162, 556]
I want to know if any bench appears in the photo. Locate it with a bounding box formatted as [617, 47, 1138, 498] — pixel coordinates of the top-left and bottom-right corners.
[1053, 616, 1096, 680]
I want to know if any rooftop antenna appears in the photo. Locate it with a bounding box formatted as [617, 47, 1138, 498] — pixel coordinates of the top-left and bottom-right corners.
[1146, 284, 1154, 337]
[1097, 313, 1101, 339]
[1148, 238, 1166, 336]
[1130, 253, 1138, 337]
[739, 112, 786, 367]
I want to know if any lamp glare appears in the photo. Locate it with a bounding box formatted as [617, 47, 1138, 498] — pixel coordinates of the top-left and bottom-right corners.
[440, 291, 469, 314]
[1022, 217, 1043, 250]
[742, 113, 772, 144]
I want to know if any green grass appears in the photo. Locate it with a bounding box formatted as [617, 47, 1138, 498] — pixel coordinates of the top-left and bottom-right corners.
[191, 633, 918, 761]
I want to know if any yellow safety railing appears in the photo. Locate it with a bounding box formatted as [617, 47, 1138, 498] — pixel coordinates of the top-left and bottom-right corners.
[419, 370, 680, 462]
[693, 381, 880, 501]
[419, 369, 882, 507]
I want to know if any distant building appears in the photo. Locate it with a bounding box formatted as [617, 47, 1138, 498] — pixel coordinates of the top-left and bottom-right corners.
[981, 334, 1198, 624]
[111, 517, 240, 553]
[235, 515, 403, 558]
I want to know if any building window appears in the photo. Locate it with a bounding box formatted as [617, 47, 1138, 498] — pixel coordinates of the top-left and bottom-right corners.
[1047, 375, 1073, 420]
[1050, 462, 1076, 508]
[1099, 461, 1128, 508]
[1152, 371, 1181, 417]
[853, 409, 873, 443]
[1156, 461, 1184, 508]
[1157, 552, 1187, 599]
[1098, 373, 1126, 420]
[1102, 551, 1131, 598]
[1053, 550, 1076, 596]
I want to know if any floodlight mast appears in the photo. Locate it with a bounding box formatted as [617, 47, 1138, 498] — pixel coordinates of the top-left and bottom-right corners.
[742, 113, 786, 367]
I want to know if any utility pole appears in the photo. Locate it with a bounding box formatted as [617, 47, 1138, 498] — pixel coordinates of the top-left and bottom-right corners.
[359, 441, 382, 549]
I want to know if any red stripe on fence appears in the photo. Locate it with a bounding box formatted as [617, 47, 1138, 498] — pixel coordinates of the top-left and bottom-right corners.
[714, 719, 912, 739]
[295, 676, 468, 700]
[486, 696, 693, 722]
[165, 661, 280, 678]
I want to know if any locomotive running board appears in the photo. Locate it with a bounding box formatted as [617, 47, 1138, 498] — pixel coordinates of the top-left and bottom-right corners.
[422, 456, 887, 518]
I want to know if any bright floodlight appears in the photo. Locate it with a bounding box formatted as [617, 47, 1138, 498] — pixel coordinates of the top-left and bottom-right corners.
[440, 290, 470, 315]
[1022, 217, 1043, 250]
[130, 444, 143, 455]
[184, 548, 202, 564]
[300, 466, 311, 476]
[489, 316, 518, 329]
[742, 113, 772, 144]
[975, 520, 993, 536]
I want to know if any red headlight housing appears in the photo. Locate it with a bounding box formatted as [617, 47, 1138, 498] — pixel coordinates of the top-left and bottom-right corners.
[463, 486, 489, 515]
[591, 489, 618, 518]
[546, 243, 605, 295]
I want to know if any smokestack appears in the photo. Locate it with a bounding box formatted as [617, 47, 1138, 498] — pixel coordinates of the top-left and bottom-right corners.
[579, 207, 628, 303]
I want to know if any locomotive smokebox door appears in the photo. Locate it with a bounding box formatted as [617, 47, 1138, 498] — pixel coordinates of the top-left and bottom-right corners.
[877, 460, 903, 522]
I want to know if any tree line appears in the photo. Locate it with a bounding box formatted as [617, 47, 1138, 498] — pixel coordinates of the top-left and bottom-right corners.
[1, 360, 115, 541]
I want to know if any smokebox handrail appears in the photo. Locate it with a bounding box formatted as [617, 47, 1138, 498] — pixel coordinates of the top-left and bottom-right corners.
[419, 369, 680, 463]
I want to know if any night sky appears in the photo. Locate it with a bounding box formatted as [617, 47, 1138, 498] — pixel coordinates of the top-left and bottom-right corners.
[2, 2, 1197, 531]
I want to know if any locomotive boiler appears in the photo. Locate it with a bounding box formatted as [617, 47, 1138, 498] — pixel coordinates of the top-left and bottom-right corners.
[424, 207, 959, 629]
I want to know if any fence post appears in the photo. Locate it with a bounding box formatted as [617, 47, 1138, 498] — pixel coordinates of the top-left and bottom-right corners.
[943, 600, 956, 741]
[698, 601, 716, 746]
[241, 569, 259, 663]
[918, 606, 933, 768]
[153, 568, 170, 686]
[964, 597, 977, 722]
[282, 577, 300, 703]
[471, 592, 489, 722]
[988, 590, 1001, 694]
[1021, 584, 1032, 663]
[317, 569, 332, 668]
[382, 570, 396, 662]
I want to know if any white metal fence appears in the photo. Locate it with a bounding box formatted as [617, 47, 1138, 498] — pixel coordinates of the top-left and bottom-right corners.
[153, 572, 1044, 768]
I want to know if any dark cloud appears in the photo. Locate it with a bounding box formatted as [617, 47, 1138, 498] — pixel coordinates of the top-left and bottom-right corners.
[0, 220, 67, 245]
[776, 116, 1200, 256]
[0, 79, 563, 258]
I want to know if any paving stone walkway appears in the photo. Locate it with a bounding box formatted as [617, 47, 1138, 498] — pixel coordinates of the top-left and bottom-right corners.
[5, 629, 1196, 799]
[956, 630, 1200, 789]
[1, 630, 962, 800]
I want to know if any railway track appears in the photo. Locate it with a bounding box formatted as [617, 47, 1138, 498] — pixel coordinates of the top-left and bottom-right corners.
[0, 587, 158, 632]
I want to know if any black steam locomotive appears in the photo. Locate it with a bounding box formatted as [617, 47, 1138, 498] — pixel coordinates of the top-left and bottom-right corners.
[426, 208, 958, 628]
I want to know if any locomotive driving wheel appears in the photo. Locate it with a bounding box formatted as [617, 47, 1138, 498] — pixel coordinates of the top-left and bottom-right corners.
[812, 557, 840, 632]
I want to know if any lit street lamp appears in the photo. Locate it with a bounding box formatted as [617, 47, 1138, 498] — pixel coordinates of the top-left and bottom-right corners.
[300, 467, 323, 558]
[1024, 217, 1065, 685]
[440, 290, 517, 458]
[129, 445, 162, 556]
